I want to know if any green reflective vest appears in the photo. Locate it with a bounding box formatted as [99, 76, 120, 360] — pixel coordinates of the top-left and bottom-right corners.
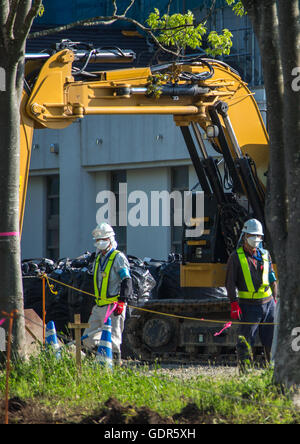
[93, 249, 120, 306]
[237, 247, 272, 300]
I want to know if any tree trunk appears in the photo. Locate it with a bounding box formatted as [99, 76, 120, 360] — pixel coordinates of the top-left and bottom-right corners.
[273, 0, 300, 387]
[0, 0, 43, 360]
[242, 0, 300, 386]
[0, 57, 26, 359]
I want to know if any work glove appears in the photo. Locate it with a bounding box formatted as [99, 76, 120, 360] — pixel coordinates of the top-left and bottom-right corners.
[114, 301, 125, 316]
[230, 301, 242, 320]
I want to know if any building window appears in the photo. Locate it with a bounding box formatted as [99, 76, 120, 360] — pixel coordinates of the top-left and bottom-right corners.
[111, 170, 127, 253]
[170, 166, 189, 254]
[46, 175, 59, 260]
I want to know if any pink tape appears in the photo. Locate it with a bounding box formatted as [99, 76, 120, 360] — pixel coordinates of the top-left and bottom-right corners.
[0, 318, 6, 326]
[104, 303, 117, 323]
[0, 232, 19, 237]
[214, 322, 232, 336]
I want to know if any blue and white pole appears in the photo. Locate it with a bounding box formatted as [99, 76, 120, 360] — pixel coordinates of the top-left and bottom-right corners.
[45, 321, 61, 359]
[96, 317, 113, 369]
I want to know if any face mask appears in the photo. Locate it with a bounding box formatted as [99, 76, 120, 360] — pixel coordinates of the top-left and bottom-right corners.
[247, 236, 262, 248]
[95, 239, 110, 251]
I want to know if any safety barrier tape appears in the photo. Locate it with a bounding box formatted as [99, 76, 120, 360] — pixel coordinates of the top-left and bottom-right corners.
[24, 272, 277, 327]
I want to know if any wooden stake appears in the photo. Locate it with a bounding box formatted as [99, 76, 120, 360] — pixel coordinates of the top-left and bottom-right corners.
[68, 314, 89, 371]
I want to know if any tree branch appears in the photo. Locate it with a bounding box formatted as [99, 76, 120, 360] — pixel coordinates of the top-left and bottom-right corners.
[5, 0, 18, 37]
[166, 0, 173, 16]
[201, 0, 217, 24]
[0, 0, 9, 50]
[122, 0, 135, 16]
[0, 0, 9, 26]
[13, 0, 31, 38]
[16, 0, 42, 42]
[28, 12, 181, 57]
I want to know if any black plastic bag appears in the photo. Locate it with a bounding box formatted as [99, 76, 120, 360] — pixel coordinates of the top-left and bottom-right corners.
[127, 255, 156, 303]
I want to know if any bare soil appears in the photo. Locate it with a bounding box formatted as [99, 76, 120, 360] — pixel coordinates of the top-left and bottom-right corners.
[1, 396, 216, 424]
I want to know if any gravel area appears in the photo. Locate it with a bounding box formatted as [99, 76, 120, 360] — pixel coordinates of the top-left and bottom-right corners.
[124, 361, 239, 379]
[148, 364, 239, 379]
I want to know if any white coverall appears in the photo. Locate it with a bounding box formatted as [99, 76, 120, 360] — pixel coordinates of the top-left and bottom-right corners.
[83, 249, 130, 355]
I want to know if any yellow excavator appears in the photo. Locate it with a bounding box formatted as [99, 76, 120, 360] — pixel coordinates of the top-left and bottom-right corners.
[20, 41, 269, 361]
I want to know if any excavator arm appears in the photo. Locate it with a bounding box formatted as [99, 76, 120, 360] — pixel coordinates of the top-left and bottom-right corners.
[20, 45, 269, 287]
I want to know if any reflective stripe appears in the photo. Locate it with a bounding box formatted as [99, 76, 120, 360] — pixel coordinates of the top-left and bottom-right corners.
[238, 288, 272, 299]
[237, 247, 272, 299]
[94, 250, 120, 306]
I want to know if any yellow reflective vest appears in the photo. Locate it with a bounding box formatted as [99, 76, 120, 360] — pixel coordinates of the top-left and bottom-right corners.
[93, 249, 120, 306]
[237, 247, 272, 300]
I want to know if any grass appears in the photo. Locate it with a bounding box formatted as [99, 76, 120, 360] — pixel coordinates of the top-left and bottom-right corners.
[0, 348, 299, 424]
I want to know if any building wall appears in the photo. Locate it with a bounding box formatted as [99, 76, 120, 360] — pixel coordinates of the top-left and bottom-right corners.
[126, 167, 171, 259]
[22, 114, 199, 261]
[21, 176, 47, 258]
[36, 0, 206, 26]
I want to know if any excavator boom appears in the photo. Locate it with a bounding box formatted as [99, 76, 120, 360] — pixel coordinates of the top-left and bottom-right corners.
[20, 46, 269, 287]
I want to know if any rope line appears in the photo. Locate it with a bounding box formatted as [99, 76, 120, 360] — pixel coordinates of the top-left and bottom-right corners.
[25, 273, 277, 326]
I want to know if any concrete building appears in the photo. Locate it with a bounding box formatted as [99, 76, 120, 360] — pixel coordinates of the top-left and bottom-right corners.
[21, 0, 267, 261]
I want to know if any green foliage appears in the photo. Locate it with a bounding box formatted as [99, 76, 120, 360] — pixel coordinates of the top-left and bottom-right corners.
[0, 349, 299, 423]
[147, 8, 206, 52]
[206, 28, 233, 56]
[37, 2, 45, 17]
[225, 0, 246, 17]
[146, 2, 246, 57]
[147, 73, 170, 98]
[147, 8, 232, 57]
[147, 65, 183, 97]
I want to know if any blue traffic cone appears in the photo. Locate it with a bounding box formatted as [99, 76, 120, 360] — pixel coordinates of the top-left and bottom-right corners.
[96, 317, 113, 369]
[45, 321, 61, 358]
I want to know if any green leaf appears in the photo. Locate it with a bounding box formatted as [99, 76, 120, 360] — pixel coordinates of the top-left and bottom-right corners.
[38, 2, 45, 17]
[225, 0, 246, 16]
[206, 29, 233, 57]
[147, 7, 237, 56]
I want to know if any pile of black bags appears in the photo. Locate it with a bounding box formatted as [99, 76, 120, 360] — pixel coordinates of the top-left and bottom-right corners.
[22, 251, 157, 334]
[22, 251, 227, 335]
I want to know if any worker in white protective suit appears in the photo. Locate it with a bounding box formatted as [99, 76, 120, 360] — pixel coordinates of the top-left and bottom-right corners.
[83, 223, 132, 364]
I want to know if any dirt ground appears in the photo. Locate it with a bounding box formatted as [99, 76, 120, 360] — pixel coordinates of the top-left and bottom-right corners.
[0, 396, 216, 424]
[0, 364, 237, 424]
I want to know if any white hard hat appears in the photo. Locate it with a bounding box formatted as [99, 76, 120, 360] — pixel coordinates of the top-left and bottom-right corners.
[242, 219, 264, 236]
[92, 222, 115, 240]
